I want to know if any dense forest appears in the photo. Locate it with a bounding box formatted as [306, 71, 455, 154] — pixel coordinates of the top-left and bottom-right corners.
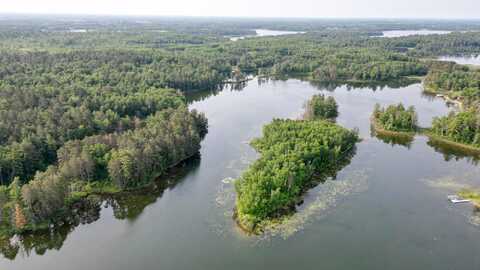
[372, 103, 418, 132]
[0, 87, 191, 183]
[235, 96, 358, 232]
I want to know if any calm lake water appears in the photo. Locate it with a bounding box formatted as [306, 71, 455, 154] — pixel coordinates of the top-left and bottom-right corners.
[380, 30, 452, 38]
[229, 29, 305, 41]
[2, 79, 480, 270]
[439, 55, 480, 66]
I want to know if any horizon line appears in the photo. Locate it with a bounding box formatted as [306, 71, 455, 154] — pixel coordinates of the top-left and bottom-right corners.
[1, 12, 480, 21]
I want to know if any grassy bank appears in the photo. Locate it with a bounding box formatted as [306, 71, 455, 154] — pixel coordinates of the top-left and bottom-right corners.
[458, 190, 480, 207]
[370, 118, 416, 138]
[0, 152, 202, 238]
[421, 130, 480, 153]
[0, 181, 120, 237]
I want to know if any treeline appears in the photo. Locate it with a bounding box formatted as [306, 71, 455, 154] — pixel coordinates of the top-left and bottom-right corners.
[402, 32, 480, 57]
[372, 103, 418, 132]
[227, 39, 428, 81]
[357, 31, 480, 57]
[3, 16, 480, 51]
[235, 97, 358, 232]
[309, 50, 427, 82]
[0, 50, 229, 92]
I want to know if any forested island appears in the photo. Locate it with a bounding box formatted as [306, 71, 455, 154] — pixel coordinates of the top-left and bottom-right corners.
[303, 94, 339, 120]
[1, 16, 480, 240]
[234, 96, 358, 232]
[371, 103, 418, 133]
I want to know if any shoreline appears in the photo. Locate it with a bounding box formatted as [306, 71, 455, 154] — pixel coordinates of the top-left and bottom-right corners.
[0, 153, 201, 238]
[422, 86, 464, 110]
[234, 143, 357, 234]
[421, 130, 480, 153]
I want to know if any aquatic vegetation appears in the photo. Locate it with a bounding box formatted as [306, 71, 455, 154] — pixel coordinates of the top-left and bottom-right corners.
[423, 176, 471, 191]
[259, 169, 368, 240]
[458, 189, 480, 207]
[469, 209, 480, 227]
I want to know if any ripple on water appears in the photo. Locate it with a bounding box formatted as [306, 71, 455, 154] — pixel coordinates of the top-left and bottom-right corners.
[211, 169, 369, 241]
[469, 213, 480, 227]
[259, 169, 369, 241]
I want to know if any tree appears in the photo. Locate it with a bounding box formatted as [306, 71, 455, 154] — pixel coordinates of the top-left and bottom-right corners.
[14, 203, 27, 230]
[108, 149, 136, 190]
[304, 94, 338, 120]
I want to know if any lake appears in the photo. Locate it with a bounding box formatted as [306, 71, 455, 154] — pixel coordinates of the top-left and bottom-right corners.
[379, 30, 452, 38]
[439, 55, 480, 66]
[229, 29, 305, 41]
[1, 79, 480, 270]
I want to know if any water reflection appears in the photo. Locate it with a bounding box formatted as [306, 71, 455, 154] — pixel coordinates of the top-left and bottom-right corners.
[187, 77, 419, 104]
[370, 125, 414, 149]
[427, 137, 480, 165]
[109, 155, 200, 221]
[308, 79, 419, 92]
[186, 82, 248, 103]
[0, 226, 69, 260]
[0, 155, 201, 260]
[0, 197, 102, 260]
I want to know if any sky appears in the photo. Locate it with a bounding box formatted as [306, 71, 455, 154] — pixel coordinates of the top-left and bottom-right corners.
[2, 0, 479, 19]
